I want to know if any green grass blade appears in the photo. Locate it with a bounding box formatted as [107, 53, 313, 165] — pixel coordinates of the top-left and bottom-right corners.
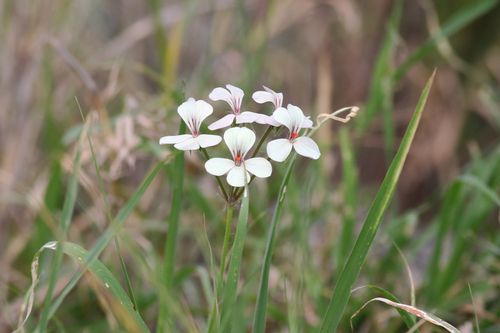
[41, 159, 166, 325]
[393, 0, 498, 81]
[81, 107, 139, 313]
[37, 109, 87, 332]
[220, 182, 250, 333]
[252, 156, 296, 333]
[338, 128, 357, 267]
[25, 241, 150, 333]
[157, 120, 186, 332]
[318, 71, 435, 333]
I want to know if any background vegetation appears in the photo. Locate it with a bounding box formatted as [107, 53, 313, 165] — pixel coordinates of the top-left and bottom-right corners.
[1, 0, 500, 332]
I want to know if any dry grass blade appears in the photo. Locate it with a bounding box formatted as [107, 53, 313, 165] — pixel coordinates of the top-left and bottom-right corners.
[351, 297, 462, 333]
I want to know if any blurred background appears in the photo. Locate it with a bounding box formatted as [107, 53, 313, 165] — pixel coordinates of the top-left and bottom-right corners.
[1, 0, 500, 332]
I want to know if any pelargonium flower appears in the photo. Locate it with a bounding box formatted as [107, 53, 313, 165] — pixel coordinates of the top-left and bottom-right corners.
[159, 98, 222, 150]
[208, 84, 267, 130]
[205, 127, 272, 187]
[266, 104, 320, 162]
[252, 86, 284, 126]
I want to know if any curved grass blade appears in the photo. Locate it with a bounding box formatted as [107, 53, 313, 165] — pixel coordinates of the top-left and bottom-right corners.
[352, 285, 419, 332]
[220, 181, 250, 333]
[38, 159, 166, 328]
[351, 297, 460, 333]
[18, 241, 150, 333]
[252, 156, 296, 333]
[37, 107, 89, 332]
[318, 71, 435, 333]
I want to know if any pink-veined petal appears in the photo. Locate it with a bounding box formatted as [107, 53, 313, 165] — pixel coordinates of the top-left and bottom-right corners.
[224, 127, 256, 159]
[226, 84, 244, 100]
[226, 165, 251, 187]
[244, 157, 272, 178]
[196, 134, 222, 148]
[174, 137, 200, 150]
[266, 138, 293, 162]
[263, 86, 283, 108]
[205, 158, 235, 176]
[302, 117, 313, 128]
[287, 104, 307, 129]
[208, 114, 235, 130]
[177, 98, 214, 134]
[293, 136, 321, 160]
[159, 134, 192, 145]
[235, 111, 262, 124]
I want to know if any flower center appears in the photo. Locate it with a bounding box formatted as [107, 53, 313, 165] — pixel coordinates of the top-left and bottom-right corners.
[290, 132, 299, 141]
[235, 155, 242, 166]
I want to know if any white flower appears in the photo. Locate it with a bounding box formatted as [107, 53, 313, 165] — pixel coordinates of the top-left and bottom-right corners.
[208, 84, 267, 130]
[159, 98, 222, 150]
[252, 86, 284, 127]
[205, 127, 272, 187]
[266, 104, 320, 162]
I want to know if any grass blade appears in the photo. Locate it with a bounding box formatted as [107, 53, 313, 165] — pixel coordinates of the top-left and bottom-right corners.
[20, 241, 150, 333]
[318, 71, 435, 332]
[252, 156, 296, 333]
[352, 285, 419, 332]
[37, 109, 88, 332]
[39, 159, 166, 326]
[220, 182, 250, 333]
[157, 120, 186, 332]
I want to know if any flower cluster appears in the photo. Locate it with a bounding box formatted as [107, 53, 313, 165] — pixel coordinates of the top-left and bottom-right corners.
[160, 84, 322, 191]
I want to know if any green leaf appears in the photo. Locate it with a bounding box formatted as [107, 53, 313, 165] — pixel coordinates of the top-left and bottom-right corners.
[252, 156, 296, 333]
[318, 71, 435, 333]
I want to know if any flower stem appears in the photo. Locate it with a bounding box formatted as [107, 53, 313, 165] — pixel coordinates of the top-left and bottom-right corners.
[200, 147, 229, 202]
[217, 205, 234, 299]
[251, 125, 273, 158]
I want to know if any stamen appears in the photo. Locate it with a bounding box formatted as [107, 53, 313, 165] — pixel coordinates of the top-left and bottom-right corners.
[291, 132, 299, 140]
[235, 156, 242, 162]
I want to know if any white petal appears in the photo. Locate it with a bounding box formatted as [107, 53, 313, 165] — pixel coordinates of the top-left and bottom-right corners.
[263, 86, 283, 108]
[159, 134, 192, 145]
[196, 134, 222, 148]
[235, 111, 262, 124]
[266, 138, 293, 162]
[245, 157, 272, 178]
[177, 98, 214, 134]
[226, 165, 251, 187]
[302, 117, 313, 128]
[265, 116, 282, 127]
[255, 114, 272, 125]
[272, 107, 295, 132]
[287, 104, 307, 129]
[208, 114, 235, 130]
[205, 158, 235, 176]
[226, 84, 244, 101]
[293, 137, 321, 160]
[252, 91, 274, 104]
[224, 127, 256, 159]
[209, 87, 232, 103]
[174, 137, 200, 150]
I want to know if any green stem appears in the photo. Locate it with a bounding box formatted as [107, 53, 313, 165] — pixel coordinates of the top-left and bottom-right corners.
[251, 125, 273, 158]
[217, 205, 234, 298]
[201, 147, 229, 202]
